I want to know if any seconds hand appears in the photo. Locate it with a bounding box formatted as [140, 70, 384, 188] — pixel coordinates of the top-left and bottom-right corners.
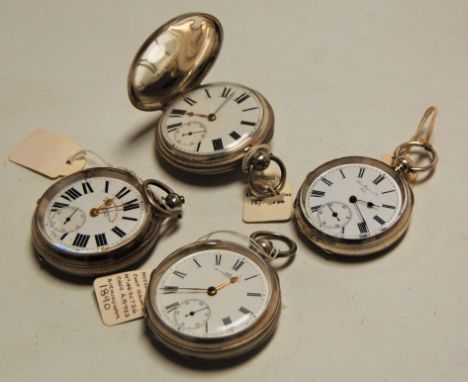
[63, 207, 79, 225]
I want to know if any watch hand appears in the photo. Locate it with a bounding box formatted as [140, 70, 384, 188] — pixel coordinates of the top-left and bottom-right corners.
[63, 207, 79, 225]
[213, 92, 235, 115]
[186, 111, 209, 118]
[355, 199, 380, 208]
[159, 286, 208, 293]
[207, 276, 239, 296]
[350, 196, 369, 230]
[182, 130, 206, 136]
[185, 306, 209, 317]
[327, 204, 341, 221]
[90, 198, 115, 217]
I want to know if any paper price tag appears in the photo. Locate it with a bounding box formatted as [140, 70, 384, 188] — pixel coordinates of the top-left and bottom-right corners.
[243, 172, 293, 223]
[9, 129, 85, 178]
[93, 269, 152, 326]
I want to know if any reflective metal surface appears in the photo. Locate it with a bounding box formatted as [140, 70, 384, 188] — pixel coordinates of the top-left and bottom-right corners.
[128, 13, 223, 111]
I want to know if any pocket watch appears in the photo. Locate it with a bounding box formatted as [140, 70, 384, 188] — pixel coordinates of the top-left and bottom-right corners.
[127, 12, 286, 198]
[145, 230, 296, 360]
[294, 107, 439, 256]
[31, 167, 185, 277]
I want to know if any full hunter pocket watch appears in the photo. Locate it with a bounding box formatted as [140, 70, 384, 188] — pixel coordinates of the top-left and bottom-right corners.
[127, 13, 286, 198]
[145, 230, 296, 360]
[294, 107, 439, 256]
[32, 167, 184, 277]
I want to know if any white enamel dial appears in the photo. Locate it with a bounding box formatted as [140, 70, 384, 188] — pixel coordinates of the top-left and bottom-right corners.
[160, 83, 263, 155]
[154, 249, 270, 339]
[42, 175, 148, 255]
[303, 163, 404, 239]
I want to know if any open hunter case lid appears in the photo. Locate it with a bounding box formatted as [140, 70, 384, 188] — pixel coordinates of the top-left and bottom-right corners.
[127, 13, 223, 111]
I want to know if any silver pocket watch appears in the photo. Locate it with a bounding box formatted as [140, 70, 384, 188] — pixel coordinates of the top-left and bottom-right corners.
[145, 230, 296, 360]
[32, 167, 184, 277]
[127, 13, 286, 198]
[294, 107, 439, 256]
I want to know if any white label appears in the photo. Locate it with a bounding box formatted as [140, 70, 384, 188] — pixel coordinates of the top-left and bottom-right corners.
[9, 129, 85, 178]
[93, 269, 152, 326]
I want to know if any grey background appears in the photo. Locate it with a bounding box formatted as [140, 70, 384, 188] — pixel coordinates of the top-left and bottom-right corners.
[1, 1, 467, 381]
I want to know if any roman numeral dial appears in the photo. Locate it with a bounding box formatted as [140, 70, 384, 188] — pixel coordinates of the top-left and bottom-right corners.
[304, 162, 403, 240]
[43, 174, 148, 254]
[161, 83, 265, 156]
[154, 249, 270, 339]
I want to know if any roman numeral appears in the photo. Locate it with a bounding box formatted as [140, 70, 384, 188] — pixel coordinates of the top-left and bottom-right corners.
[310, 190, 325, 197]
[95, 233, 108, 247]
[72, 233, 90, 248]
[167, 122, 182, 133]
[247, 292, 262, 297]
[173, 270, 187, 279]
[321, 177, 333, 186]
[373, 215, 386, 225]
[339, 169, 346, 178]
[122, 216, 138, 221]
[239, 306, 252, 315]
[63, 187, 82, 200]
[382, 204, 396, 209]
[229, 131, 241, 140]
[104, 180, 109, 193]
[212, 138, 224, 151]
[162, 286, 179, 294]
[165, 302, 179, 313]
[123, 199, 139, 211]
[183, 97, 197, 106]
[82, 181, 93, 194]
[221, 87, 232, 98]
[170, 108, 187, 117]
[240, 120, 256, 126]
[111, 226, 126, 238]
[232, 259, 245, 271]
[193, 258, 202, 268]
[60, 233, 68, 241]
[373, 174, 386, 185]
[52, 202, 69, 211]
[222, 316, 232, 325]
[234, 93, 250, 104]
[382, 190, 396, 194]
[196, 142, 201, 152]
[116, 186, 131, 199]
[215, 254, 222, 266]
[242, 107, 258, 112]
[311, 205, 321, 212]
[357, 222, 368, 234]
[204, 89, 211, 98]
[244, 274, 259, 281]
[358, 168, 366, 178]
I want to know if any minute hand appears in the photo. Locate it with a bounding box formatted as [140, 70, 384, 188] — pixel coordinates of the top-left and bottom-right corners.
[213, 92, 234, 115]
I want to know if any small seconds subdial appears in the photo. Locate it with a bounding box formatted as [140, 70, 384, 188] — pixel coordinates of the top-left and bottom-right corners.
[161, 83, 263, 155]
[43, 175, 148, 255]
[48, 206, 86, 234]
[304, 163, 403, 239]
[317, 202, 352, 231]
[173, 299, 211, 331]
[174, 121, 207, 148]
[155, 249, 269, 339]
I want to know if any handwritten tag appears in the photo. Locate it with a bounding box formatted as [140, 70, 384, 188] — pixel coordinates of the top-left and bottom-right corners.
[93, 269, 152, 326]
[9, 130, 85, 178]
[243, 175, 293, 223]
